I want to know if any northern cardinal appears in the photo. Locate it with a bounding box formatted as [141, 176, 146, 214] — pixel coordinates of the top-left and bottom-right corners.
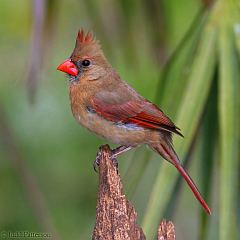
[57, 30, 211, 214]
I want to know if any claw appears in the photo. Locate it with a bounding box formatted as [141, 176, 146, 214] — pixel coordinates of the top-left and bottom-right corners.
[93, 150, 102, 172]
[93, 146, 119, 173]
[93, 145, 134, 173]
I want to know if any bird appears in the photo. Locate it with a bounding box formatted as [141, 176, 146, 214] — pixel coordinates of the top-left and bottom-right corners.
[57, 29, 211, 214]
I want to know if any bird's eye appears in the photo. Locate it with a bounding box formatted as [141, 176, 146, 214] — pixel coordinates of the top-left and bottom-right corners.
[82, 59, 91, 67]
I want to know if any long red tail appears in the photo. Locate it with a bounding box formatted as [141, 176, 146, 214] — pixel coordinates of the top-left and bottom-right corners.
[153, 142, 211, 215]
[172, 158, 211, 214]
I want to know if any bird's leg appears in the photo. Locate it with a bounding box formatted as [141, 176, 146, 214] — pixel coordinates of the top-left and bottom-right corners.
[93, 145, 134, 172]
[110, 145, 135, 172]
[111, 145, 134, 158]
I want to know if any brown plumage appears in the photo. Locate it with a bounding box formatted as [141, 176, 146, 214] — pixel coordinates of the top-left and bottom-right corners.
[57, 30, 211, 214]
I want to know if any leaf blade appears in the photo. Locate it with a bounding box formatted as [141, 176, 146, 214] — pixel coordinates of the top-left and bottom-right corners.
[142, 22, 217, 239]
[218, 16, 239, 240]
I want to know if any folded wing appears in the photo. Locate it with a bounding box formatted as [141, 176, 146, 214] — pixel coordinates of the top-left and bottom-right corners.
[91, 97, 183, 137]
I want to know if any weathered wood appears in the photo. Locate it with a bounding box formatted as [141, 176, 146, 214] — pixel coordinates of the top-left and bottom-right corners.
[157, 220, 175, 240]
[92, 144, 176, 240]
[92, 145, 145, 240]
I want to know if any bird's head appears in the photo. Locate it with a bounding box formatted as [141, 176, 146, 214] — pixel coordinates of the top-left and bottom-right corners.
[57, 29, 109, 84]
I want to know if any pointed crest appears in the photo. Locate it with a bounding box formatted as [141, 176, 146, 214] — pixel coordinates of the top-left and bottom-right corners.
[71, 29, 103, 60]
[77, 29, 94, 44]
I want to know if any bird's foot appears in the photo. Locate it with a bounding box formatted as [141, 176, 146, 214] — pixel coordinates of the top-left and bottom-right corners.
[93, 145, 119, 173]
[93, 145, 134, 173]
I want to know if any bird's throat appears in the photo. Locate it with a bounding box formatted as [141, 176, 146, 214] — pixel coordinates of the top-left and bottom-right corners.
[67, 71, 82, 84]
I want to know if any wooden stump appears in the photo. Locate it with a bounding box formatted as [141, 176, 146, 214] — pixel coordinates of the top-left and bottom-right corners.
[92, 144, 176, 240]
[157, 220, 176, 240]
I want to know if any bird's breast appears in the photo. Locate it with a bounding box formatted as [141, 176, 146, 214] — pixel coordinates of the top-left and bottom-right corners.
[69, 84, 149, 145]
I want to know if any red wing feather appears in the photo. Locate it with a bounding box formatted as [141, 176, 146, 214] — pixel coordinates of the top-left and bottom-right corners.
[91, 98, 183, 137]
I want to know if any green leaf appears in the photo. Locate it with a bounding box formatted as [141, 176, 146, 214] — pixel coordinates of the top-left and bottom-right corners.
[234, 24, 240, 56]
[218, 14, 239, 240]
[155, 10, 209, 114]
[198, 77, 217, 240]
[142, 20, 217, 239]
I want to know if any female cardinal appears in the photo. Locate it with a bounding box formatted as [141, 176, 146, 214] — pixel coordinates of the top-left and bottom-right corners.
[57, 30, 211, 214]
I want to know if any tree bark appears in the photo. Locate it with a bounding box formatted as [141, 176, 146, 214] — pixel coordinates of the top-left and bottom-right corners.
[92, 144, 175, 240]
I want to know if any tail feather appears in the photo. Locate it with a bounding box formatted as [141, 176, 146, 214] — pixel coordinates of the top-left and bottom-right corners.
[152, 141, 211, 215]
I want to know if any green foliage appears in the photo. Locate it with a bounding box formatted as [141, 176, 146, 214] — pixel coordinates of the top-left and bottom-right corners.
[139, 1, 240, 239]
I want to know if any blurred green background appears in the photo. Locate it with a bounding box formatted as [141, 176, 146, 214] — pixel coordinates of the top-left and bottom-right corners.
[0, 0, 239, 239]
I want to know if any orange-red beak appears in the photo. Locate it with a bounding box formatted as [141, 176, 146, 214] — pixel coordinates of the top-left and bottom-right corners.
[57, 59, 78, 76]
